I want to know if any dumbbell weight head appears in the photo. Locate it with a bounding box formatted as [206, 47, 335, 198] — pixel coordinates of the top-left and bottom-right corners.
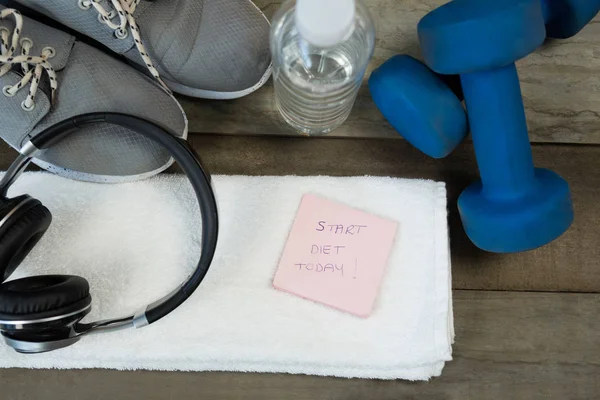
[418, 0, 546, 75]
[459, 168, 574, 253]
[369, 55, 467, 158]
[542, 0, 600, 39]
[418, 0, 574, 252]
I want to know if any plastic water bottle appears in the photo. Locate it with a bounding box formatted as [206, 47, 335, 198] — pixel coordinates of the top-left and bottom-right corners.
[270, 0, 376, 135]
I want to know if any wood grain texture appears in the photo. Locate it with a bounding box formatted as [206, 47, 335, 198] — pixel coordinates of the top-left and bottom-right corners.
[179, 0, 600, 143]
[1, 291, 599, 400]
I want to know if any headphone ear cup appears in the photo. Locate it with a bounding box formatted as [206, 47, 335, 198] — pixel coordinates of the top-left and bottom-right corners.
[0, 198, 52, 282]
[0, 275, 91, 322]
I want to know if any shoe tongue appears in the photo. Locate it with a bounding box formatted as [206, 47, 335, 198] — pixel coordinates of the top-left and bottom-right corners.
[0, 6, 75, 71]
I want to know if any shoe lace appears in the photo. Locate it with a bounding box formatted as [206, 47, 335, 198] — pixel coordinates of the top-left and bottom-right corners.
[0, 8, 58, 111]
[79, 0, 169, 91]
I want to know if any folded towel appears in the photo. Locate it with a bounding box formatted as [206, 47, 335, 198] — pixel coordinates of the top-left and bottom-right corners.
[0, 172, 453, 380]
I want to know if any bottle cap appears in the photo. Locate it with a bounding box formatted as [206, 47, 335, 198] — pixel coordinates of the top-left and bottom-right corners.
[296, 0, 356, 47]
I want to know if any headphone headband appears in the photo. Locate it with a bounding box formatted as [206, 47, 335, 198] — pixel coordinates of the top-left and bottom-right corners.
[0, 113, 219, 347]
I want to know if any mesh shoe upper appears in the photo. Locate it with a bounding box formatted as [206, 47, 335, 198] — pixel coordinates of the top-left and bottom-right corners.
[14, 0, 272, 95]
[0, 6, 187, 182]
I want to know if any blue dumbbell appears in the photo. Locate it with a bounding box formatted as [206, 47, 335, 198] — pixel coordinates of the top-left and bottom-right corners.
[542, 0, 600, 38]
[418, 0, 575, 253]
[369, 55, 467, 158]
[369, 0, 600, 161]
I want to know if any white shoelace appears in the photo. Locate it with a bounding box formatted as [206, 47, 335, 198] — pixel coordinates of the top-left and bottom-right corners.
[0, 8, 58, 111]
[79, 0, 169, 91]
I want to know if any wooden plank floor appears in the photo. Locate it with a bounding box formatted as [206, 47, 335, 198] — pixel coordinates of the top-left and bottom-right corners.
[1, 292, 599, 400]
[1, 135, 600, 399]
[179, 0, 600, 143]
[2, 0, 600, 397]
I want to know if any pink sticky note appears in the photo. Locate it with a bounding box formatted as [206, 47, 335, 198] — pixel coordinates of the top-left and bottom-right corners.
[273, 194, 398, 317]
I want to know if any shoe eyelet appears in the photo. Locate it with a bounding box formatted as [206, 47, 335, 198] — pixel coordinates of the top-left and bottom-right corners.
[97, 13, 108, 24]
[2, 85, 15, 97]
[78, 0, 91, 10]
[19, 37, 33, 48]
[0, 27, 10, 36]
[114, 29, 128, 40]
[42, 46, 56, 59]
[21, 100, 35, 112]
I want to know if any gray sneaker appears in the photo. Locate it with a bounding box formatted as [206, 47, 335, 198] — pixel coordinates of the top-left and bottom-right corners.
[0, 6, 187, 182]
[13, 0, 272, 99]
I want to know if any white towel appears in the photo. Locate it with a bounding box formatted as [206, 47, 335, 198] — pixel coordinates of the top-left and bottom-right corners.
[0, 172, 453, 381]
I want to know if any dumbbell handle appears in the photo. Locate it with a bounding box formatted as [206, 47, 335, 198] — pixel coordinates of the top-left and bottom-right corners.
[460, 63, 536, 199]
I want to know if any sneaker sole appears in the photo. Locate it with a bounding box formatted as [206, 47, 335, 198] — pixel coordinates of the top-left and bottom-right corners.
[30, 156, 176, 184]
[162, 62, 272, 100]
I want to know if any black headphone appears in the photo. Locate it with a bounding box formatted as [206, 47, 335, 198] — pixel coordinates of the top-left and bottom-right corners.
[0, 113, 219, 354]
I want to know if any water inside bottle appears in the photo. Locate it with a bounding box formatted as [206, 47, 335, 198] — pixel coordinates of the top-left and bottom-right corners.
[289, 51, 352, 84]
[275, 45, 364, 135]
[272, 3, 375, 135]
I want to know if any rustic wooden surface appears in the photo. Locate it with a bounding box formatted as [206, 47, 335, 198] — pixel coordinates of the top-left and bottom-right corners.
[2, 1, 600, 397]
[2, 291, 599, 400]
[179, 0, 600, 143]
